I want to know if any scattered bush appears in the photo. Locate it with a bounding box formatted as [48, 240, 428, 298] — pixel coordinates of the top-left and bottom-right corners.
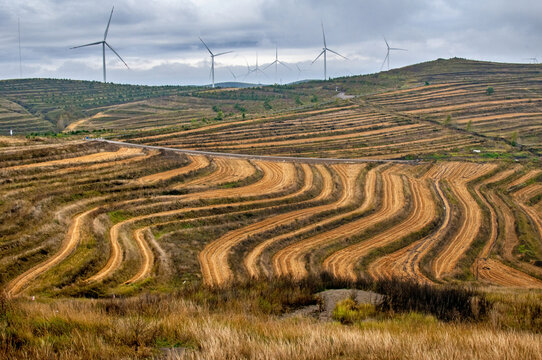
[333, 298, 377, 324]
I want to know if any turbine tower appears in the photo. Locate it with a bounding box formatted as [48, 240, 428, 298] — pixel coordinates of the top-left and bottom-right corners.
[312, 22, 347, 80]
[70, 6, 129, 83]
[263, 45, 290, 84]
[200, 37, 232, 88]
[380, 37, 407, 71]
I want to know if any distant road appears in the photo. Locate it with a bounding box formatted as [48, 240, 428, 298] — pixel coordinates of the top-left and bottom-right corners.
[89, 138, 419, 165]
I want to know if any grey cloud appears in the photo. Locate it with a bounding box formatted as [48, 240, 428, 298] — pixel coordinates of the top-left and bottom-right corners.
[0, 0, 540, 84]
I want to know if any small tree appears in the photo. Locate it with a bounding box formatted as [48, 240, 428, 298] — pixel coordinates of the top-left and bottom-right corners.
[486, 87, 494, 95]
[444, 114, 452, 126]
[466, 120, 473, 132]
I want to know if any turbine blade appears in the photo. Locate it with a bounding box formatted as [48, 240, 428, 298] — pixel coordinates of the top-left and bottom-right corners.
[70, 41, 103, 49]
[214, 50, 233, 57]
[384, 36, 389, 49]
[326, 48, 348, 60]
[278, 60, 291, 70]
[390, 47, 407, 51]
[104, 6, 114, 41]
[105, 42, 129, 69]
[321, 22, 327, 48]
[312, 50, 325, 64]
[263, 60, 280, 70]
[228, 68, 237, 79]
[199, 37, 213, 55]
[245, 59, 254, 73]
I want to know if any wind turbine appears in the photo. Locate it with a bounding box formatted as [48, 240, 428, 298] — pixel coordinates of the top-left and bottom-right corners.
[247, 54, 267, 84]
[200, 37, 232, 88]
[380, 37, 407, 71]
[70, 6, 129, 83]
[523, 57, 539, 64]
[263, 45, 290, 84]
[312, 22, 347, 80]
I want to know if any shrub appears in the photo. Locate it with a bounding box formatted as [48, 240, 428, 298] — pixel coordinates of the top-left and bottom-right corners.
[333, 298, 377, 324]
[486, 87, 494, 95]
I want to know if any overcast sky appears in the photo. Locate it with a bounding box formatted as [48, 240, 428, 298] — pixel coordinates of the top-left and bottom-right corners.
[1, 0, 541, 85]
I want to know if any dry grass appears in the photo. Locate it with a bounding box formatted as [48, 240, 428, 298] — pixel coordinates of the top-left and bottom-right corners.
[1, 277, 541, 359]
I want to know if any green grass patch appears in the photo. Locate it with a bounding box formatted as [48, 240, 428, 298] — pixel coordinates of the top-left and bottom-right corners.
[108, 210, 130, 224]
[333, 299, 377, 324]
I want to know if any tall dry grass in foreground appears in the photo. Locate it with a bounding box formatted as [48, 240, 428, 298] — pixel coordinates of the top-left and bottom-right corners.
[1, 276, 541, 359]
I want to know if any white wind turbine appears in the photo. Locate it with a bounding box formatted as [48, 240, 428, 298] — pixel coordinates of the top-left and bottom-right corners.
[70, 6, 129, 83]
[381, 37, 407, 71]
[247, 54, 267, 84]
[200, 37, 232, 88]
[312, 22, 347, 80]
[263, 45, 290, 84]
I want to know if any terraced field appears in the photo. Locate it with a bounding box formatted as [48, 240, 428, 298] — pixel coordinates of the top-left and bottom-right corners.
[1, 139, 541, 299]
[1, 58, 542, 299]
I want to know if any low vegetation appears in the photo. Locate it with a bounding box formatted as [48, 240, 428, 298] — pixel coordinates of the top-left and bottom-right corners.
[1, 276, 541, 359]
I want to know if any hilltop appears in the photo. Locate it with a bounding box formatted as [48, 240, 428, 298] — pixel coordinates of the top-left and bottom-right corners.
[1, 58, 541, 159]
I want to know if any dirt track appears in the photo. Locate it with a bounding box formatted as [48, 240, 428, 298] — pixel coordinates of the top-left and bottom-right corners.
[89, 139, 417, 165]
